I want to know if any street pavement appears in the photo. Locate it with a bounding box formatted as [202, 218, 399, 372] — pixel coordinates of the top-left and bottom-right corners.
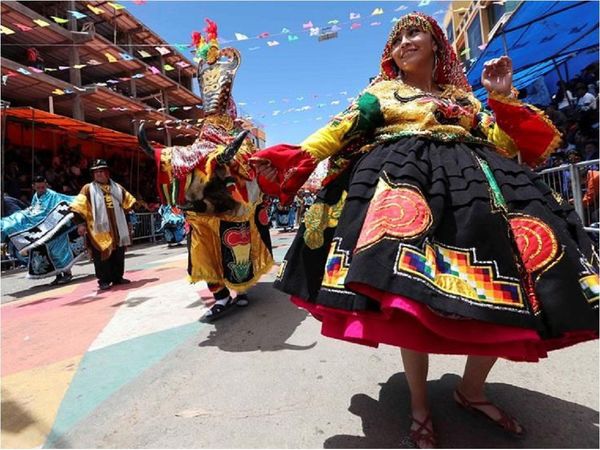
[1, 230, 598, 449]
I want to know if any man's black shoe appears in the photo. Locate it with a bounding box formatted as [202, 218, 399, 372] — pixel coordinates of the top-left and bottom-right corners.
[113, 278, 131, 284]
[98, 282, 111, 290]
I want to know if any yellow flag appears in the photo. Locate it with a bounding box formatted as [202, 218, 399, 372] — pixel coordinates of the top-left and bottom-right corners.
[371, 7, 384, 15]
[52, 89, 65, 95]
[0, 25, 15, 35]
[33, 19, 51, 27]
[164, 64, 175, 71]
[108, 2, 126, 10]
[87, 5, 104, 15]
[51, 16, 69, 24]
[105, 52, 117, 63]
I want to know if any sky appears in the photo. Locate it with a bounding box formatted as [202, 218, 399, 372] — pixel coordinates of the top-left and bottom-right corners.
[127, 1, 450, 146]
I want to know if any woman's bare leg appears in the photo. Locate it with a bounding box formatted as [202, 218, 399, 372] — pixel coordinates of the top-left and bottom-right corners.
[401, 348, 435, 447]
[456, 355, 524, 434]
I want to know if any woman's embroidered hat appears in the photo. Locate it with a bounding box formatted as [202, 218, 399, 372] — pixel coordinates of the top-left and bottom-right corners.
[380, 12, 471, 91]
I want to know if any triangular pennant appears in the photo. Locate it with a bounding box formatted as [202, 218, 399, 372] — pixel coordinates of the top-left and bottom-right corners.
[163, 64, 175, 71]
[52, 89, 65, 95]
[267, 41, 279, 47]
[148, 66, 161, 75]
[351, 23, 362, 30]
[17, 68, 32, 75]
[349, 12, 361, 20]
[0, 25, 15, 35]
[119, 52, 134, 61]
[258, 32, 270, 38]
[328, 20, 340, 25]
[302, 21, 314, 29]
[68, 10, 87, 20]
[51, 16, 69, 24]
[281, 28, 290, 34]
[288, 35, 299, 42]
[15, 23, 33, 32]
[87, 4, 104, 15]
[87, 59, 102, 66]
[73, 64, 86, 69]
[176, 61, 190, 68]
[371, 22, 382, 26]
[155, 46, 171, 55]
[33, 19, 51, 27]
[137, 50, 151, 58]
[104, 52, 117, 63]
[371, 8, 384, 16]
[235, 33, 249, 41]
[29, 66, 44, 73]
[395, 5, 408, 11]
[107, 2, 126, 10]
[309, 27, 319, 37]
[418, 0, 432, 6]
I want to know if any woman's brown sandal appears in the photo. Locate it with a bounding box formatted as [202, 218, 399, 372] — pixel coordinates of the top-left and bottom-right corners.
[409, 413, 437, 448]
[454, 389, 526, 438]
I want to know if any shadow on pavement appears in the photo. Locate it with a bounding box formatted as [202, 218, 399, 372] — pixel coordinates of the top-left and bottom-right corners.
[197, 281, 317, 352]
[64, 278, 159, 306]
[1, 391, 36, 434]
[324, 372, 599, 449]
[6, 275, 95, 300]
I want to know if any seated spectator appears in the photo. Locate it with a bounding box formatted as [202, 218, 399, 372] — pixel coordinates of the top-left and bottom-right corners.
[576, 83, 597, 112]
[553, 81, 575, 112]
[582, 141, 599, 162]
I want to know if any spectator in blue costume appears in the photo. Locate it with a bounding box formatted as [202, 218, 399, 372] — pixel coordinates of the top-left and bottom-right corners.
[1, 176, 85, 284]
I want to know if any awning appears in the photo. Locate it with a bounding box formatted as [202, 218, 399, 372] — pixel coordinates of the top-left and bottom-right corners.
[2, 107, 140, 149]
[467, 1, 599, 93]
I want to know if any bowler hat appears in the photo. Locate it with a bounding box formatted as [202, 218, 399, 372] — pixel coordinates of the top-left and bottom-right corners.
[90, 159, 109, 171]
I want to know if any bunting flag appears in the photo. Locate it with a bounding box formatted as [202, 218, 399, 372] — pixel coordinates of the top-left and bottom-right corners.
[44, 67, 58, 72]
[288, 35, 299, 42]
[258, 32, 270, 38]
[371, 8, 384, 16]
[267, 41, 279, 47]
[17, 68, 32, 75]
[87, 59, 102, 66]
[105, 52, 118, 63]
[328, 20, 339, 25]
[302, 21, 314, 29]
[309, 27, 320, 36]
[418, 0, 432, 6]
[460, 47, 471, 57]
[33, 19, 51, 27]
[155, 46, 171, 55]
[235, 33, 249, 41]
[249, 46, 260, 51]
[164, 64, 175, 71]
[349, 12, 360, 20]
[51, 16, 69, 24]
[395, 5, 408, 11]
[176, 61, 191, 68]
[391, 17, 400, 22]
[138, 50, 152, 58]
[281, 28, 290, 33]
[371, 22, 382, 26]
[15, 23, 33, 32]
[29, 67, 44, 73]
[351, 23, 361, 30]
[119, 52, 134, 61]
[52, 89, 65, 95]
[478, 43, 487, 51]
[107, 2, 126, 11]
[87, 5, 104, 15]
[148, 66, 161, 75]
[73, 64, 87, 69]
[68, 10, 87, 20]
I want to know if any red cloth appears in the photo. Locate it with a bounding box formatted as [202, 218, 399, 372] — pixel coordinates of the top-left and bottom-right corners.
[253, 144, 318, 205]
[291, 285, 597, 362]
[488, 97, 559, 166]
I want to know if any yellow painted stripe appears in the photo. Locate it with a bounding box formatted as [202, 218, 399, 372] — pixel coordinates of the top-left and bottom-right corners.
[1, 355, 81, 449]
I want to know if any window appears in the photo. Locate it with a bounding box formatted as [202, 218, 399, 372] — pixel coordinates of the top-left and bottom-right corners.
[466, 12, 483, 68]
[446, 22, 454, 44]
[487, 3, 506, 30]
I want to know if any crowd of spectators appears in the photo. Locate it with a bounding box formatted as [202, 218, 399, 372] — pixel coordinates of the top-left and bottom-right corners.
[3, 146, 159, 212]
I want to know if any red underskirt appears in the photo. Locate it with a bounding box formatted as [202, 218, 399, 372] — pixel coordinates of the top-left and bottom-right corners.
[292, 283, 598, 362]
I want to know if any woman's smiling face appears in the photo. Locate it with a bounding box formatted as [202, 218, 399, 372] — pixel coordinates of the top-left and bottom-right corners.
[391, 26, 438, 76]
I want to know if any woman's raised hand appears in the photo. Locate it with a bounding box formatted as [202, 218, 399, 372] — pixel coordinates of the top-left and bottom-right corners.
[481, 56, 513, 96]
[249, 157, 278, 182]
